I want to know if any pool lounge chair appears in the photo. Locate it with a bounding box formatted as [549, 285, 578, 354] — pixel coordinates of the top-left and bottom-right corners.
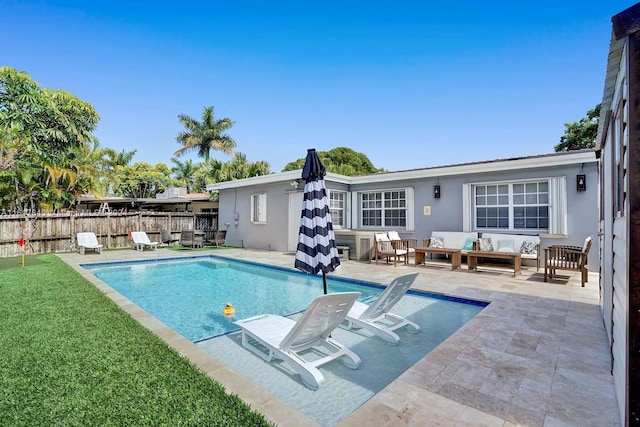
[342, 272, 420, 344]
[131, 231, 159, 251]
[234, 292, 361, 390]
[76, 232, 103, 255]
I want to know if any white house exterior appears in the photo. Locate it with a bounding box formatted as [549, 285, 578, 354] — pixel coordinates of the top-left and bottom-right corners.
[596, 3, 640, 424]
[207, 150, 599, 269]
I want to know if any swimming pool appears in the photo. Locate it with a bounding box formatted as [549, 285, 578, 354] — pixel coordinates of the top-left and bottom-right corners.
[86, 257, 386, 342]
[84, 255, 487, 426]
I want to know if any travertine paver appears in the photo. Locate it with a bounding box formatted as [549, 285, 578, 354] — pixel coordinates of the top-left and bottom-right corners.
[59, 247, 620, 427]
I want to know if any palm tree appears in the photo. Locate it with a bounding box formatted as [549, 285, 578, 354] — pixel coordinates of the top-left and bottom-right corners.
[249, 160, 271, 177]
[99, 147, 137, 195]
[109, 148, 137, 167]
[174, 106, 236, 161]
[170, 157, 198, 193]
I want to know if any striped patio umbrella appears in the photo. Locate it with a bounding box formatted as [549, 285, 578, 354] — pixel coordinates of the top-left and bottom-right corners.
[294, 149, 341, 294]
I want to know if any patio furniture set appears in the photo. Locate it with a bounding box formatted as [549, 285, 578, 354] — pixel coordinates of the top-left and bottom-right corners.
[75, 229, 228, 254]
[374, 230, 593, 286]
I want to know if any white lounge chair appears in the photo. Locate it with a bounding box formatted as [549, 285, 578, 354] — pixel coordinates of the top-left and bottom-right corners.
[342, 273, 420, 344]
[76, 232, 103, 255]
[131, 231, 159, 251]
[234, 292, 361, 390]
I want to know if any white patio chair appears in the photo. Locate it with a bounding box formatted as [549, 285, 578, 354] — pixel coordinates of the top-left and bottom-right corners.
[342, 273, 420, 344]
[234, 292, 361, 390]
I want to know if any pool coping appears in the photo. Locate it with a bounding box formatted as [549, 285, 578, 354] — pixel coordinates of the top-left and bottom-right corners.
[59, 248, 620, 427]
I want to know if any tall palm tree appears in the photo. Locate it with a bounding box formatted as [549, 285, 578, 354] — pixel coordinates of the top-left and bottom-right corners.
[174, 106, 236, 161]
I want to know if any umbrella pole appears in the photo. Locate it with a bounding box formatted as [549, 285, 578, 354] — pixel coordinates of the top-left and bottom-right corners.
[322, 271, 328, 294]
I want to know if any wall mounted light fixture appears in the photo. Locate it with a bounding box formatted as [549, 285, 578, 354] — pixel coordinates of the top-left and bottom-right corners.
[577, 174, 586, 192]
[434, 185, 441, 199]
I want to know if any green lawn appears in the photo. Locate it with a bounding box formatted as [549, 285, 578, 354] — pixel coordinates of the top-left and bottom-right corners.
[0, 255, 273, 426]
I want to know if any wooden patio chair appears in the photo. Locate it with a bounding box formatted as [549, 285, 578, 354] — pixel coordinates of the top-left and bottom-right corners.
[543, 236, 593, 287]
[387, 231, 417, 260]
[374, 232, 408, 266]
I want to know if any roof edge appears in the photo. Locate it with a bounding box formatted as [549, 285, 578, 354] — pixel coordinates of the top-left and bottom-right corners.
[206, 150, 596, 190]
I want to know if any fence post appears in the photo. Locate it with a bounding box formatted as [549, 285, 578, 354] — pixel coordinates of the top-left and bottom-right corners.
[70, 212, 76, 250]
[106, 211, 112, 249]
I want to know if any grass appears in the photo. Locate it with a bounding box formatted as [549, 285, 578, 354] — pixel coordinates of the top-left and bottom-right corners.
[0, 254, 274, 426]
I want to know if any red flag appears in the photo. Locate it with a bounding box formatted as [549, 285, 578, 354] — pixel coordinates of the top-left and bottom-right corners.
[17, 237, 25, 247]
[128, 231, 132, 238]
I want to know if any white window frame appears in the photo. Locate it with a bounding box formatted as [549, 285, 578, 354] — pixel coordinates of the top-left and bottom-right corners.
[356, 187, 414, 230]
[251, 193, 267, 224]
[328, 190, 346, 229]
[462, 177, 567, 235]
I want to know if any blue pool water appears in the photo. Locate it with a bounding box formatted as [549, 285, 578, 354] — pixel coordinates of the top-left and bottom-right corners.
[87, 257, 385, 342]
[84, 256, 487, 427]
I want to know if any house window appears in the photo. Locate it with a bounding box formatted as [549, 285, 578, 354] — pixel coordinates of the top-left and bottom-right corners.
[361, 190, 407, 228]
[474, 181, 548, 231]
[251, 193, 267, 223]
[464, 178, 565, 234]
[329, 191, 345, 228]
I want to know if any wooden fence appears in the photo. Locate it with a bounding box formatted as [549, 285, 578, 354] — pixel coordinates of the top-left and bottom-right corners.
[0, 212, 218, 258]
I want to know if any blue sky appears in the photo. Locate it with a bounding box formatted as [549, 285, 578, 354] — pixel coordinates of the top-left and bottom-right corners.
[2, 1, 633, 172]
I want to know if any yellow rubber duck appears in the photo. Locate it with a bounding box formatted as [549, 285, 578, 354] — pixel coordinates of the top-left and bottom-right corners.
[223, 303, 235, 316]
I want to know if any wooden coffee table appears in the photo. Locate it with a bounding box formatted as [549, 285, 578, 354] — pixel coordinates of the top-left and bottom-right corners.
[414, 247, 462, 270]
[467, 250, 522, 277]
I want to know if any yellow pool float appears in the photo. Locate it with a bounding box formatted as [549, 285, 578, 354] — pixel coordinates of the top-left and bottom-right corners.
[223, 303, 235, 316]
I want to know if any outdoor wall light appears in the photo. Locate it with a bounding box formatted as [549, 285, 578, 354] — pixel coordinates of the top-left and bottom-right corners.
[577, 174, 586, 192]
[434, 185, 441, 199]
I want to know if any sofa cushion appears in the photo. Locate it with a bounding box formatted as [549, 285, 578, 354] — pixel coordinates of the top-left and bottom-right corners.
[520, 241, 538, 254]
[497, 239, 515, 252]
[430, 232, 479, 250]
[429, 236, 444, 248]
[478, 237, 494, 251]
[463, 237, 475, 251]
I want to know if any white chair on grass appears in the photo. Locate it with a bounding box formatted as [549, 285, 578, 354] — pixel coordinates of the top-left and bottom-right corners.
[234, 292, 361, 390]
[76, 232, 103, 255]
[131, 231, 159, 251]
[342, 272, 420, 344]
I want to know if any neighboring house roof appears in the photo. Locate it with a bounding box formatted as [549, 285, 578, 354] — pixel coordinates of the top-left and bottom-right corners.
[76, 191, 213, 212]
[206, 150, 597, 191]
[76, 195, 137, 204]
[76, 194, 212, 204]
[138, 194, 212, 203]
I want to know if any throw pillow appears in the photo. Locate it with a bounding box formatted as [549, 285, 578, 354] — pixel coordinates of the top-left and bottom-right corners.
[497, 240, 514, 252]
[428, 236, 444, 248]
[478, 237, 493, 252]
[520, 241, 538, 254]
[463, 237, 475, 251]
